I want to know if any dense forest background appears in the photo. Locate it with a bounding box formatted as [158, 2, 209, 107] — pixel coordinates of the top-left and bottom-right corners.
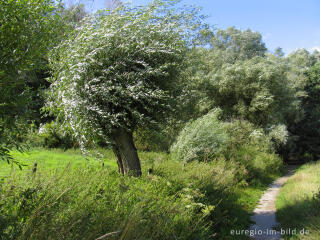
[1, 0, 320, 239]
[1, 0, 320, 166]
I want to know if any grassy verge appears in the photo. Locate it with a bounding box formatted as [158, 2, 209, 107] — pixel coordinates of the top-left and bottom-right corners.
[276, 162, 320, 240]
[0, 148, 282, 239]
[0, 148, 171, 178]
[0, 148, 116, 178]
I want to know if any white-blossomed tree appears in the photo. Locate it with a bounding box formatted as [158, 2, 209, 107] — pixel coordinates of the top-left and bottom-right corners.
[46, 0, 205, 176]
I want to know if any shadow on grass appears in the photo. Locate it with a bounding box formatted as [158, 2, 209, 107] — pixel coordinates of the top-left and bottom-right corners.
[276, 196, 320, 239]
[208, 178, 280, 240]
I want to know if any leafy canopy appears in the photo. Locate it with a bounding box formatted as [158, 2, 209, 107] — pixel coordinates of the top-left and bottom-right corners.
[46, 0, 204, 147]
[182, 28, 304, 131]
[210, 27, 267, 63]
[0, 0, 63, 163]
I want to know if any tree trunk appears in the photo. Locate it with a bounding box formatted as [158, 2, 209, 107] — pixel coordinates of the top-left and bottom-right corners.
[111, 128, 142, 176]
[112, 145, 124, 175]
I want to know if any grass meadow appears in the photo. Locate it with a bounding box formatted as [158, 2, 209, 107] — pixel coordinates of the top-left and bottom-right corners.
[0, 148, 282, 239]
[276, 162, 320, 240]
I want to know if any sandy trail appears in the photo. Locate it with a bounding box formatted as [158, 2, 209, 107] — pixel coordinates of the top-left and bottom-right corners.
[249, 166, 297, 240]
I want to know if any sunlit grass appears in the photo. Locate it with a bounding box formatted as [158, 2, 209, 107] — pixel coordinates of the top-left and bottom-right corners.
[0, 147, 283, 239]
[276, 162, 320, 240]
[0, 148, 171, 178]
[0, 148, 116, 178]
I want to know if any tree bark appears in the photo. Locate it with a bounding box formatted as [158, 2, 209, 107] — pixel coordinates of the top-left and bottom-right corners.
[111, 128, 142, 176]
[112, 145, 124, 175]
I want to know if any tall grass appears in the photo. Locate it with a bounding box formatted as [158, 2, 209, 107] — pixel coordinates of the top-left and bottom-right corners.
[0, 147, 283, 239]
[0, 153, 245, 240]
[276, 162, 320, 240]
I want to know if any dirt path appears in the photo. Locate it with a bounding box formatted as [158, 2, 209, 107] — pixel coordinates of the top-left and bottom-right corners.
[249, 166, 298, 240]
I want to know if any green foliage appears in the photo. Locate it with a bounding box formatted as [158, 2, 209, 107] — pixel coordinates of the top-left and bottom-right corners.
[225, 120, 288, 154]
[18, 3, 89, 129]
[210, 27, 267, 62]
[56, 3, 88, 28]
[286, 48, 317, 69]
[0, 0, 72, 163]
[1, 120, 77, 153]
[0, 146, 12, 165]
[0, 148, 137, 178]
[289, 62, 320, 158]
[0, 0, 60, 120]
[223, 120, 271, 153]
[133, 127, 170, 151]
[313, 187, 320, 212]
[46, 0, 205, 148]
[181, 30, 305, 141]
[171, 109, 228, 163]
[36, 122, 76, 149]
[179, 27, 269, 121]
[232, 145, 282, 182]
[0, 119, 30, 167]
[0, 145, 283, 239]
[207, 56, 302, 126]
[180, 28, 309, 164]
[171, 111, 283, 183]
[0, 0, 57, 73]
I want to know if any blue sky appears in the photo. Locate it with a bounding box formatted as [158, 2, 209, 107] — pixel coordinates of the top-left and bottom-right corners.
[69, 0, 320, 54]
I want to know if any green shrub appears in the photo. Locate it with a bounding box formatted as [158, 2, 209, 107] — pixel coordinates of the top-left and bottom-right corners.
[170, 109, 228, 163]
[223, 120, 283, 181]
[38, 121, 77, 149]
[133, 127, 170, 152]
[19, 121, 76, 149]
[171, 112, 283, 183]
[233, 145, 282, 182]
[312, 187, 320, 212]
[21, 122, 45, 148]
[223, 120, 272, 155]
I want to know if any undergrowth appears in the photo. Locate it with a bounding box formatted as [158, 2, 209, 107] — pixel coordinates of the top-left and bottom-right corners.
[0, 148, 282, 240]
